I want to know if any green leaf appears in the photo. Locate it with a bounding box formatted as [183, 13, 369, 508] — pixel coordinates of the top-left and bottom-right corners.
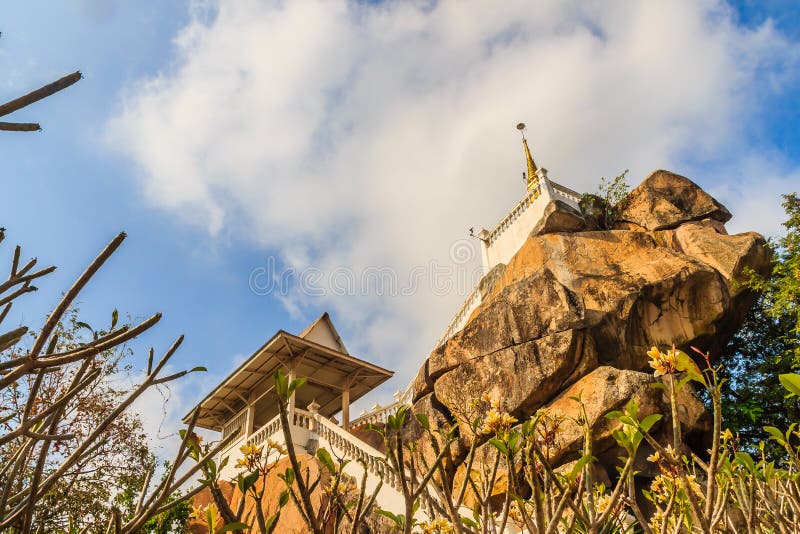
[374, 509, 402, 526]
[734, 451, 756, 474]
[416, 413, 430, 431]
[611, 429, 631, 451]
[461, 517, 479, 528]
[242, 471, 259, 492]
[111, 309, 119, 329]
[674, 349, 705, 385]
[76, 321, 93, 333]
[219, 522, 251, 532]
[281, 467, 295, 486]
[278, 490, 290, 507]
[764, 426, 786, 445]
[488, 438, 508, 456]
[640, 414, 663, 433]
[274, 370, 288, 397]
[568, 454, 597, 482]
[288, 377, 306, 396]
[190, 366, 207, 373]
[316, 448, 337, 474]
[604, 411, 625, 421]
[780, 373, 800, 397]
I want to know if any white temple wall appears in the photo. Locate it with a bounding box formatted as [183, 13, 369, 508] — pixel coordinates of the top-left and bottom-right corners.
[482, 184, 553, 271]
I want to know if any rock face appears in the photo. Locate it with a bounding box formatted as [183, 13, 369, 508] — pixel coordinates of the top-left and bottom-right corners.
[618, 170, 731, 231]
[189, 454, 327, 534]
[412, 170, 768, 480]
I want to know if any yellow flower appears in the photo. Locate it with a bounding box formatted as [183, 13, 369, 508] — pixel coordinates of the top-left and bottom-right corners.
[480, 408, 518, 436]
[647, 346, 678, 377]
[647, 451, 661, 463]
[420, 518, 454, 534]
[267, 439, 287, 455]
[721, 428, 733, 441]
[594, 493, 612, 514]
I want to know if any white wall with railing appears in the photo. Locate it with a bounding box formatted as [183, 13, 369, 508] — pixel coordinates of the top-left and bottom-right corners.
[215, 407, 430, 522]
[482, 176, 552, 271]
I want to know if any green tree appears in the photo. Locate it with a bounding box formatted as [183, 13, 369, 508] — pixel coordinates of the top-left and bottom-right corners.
[718, 193, 800, 455]
[0, 309, 154, 532]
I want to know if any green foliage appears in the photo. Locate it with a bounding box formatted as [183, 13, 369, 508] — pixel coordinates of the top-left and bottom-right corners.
[579, 169, 630, 229]
[717, 193, 800, 455]
[743, 192, 800, 364]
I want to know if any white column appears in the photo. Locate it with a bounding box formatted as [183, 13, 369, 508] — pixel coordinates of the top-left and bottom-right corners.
[537, 168, 555, 201]
[341, 387, 350, 430]
[287, 368, 296, 420]
[478, 229, 491, 273]
[245, 403, 255, 438]
[307, 400, 320, 433]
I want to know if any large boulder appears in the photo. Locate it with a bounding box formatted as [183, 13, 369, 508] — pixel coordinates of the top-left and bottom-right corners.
[426, 268, 588, 381]
[483, 230, 737, 370]
[412, 169, 767, 485]
[662, 219, 771, 296]
[618, 170, 731, 231]
[530, 199, 586, 235]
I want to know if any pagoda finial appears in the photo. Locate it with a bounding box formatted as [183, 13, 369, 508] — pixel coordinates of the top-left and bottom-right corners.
[516, 122, 539, 192]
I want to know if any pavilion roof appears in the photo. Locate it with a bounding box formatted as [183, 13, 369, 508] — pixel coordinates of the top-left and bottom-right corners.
[183, 326, 393, 431]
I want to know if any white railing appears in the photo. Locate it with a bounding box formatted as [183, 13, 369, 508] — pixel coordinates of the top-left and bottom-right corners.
[246, 413, 281, 446]
[433, 280, 483, 349]
[552, 182, 582, 205]
[222, 408, 248, 441]
[315, 414, 404, 492]
[224, 406, 439, 520]
[350, 388, 412, 428]
[550, 182, 581, 207]
[486, 181, 542, 246]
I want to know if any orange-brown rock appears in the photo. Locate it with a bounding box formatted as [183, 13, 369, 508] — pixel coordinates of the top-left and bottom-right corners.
[189, 454, 329, 534]
[540, 366, 709, 467]
[618, 170, 731, 231]
[454, 230, 737, 374]
[433, 330, 597, 445]
[530, 199, 586, 235]
[426, 268, 589, 382]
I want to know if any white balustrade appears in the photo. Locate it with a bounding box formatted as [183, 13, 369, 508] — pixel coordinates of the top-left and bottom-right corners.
[222, 408, 248, 441]
[432, 280, 483, 349]
[487, 182, 542, 247]
[349, 387, 412, 428]
[551, 182, 582, 206]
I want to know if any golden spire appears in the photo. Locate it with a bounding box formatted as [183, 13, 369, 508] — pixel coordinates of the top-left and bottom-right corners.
[516, 122, 538, 192]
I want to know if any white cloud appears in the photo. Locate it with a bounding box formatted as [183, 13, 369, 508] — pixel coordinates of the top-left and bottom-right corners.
[106, 0, 800, 390]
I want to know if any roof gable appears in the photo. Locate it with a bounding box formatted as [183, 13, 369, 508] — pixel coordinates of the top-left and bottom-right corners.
[298, 312, 349, 354]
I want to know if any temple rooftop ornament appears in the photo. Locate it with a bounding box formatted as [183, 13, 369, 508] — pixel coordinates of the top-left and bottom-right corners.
[517, 122, 540, 192]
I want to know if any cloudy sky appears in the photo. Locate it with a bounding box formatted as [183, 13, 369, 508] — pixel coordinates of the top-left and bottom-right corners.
[2, 0, 799, 452]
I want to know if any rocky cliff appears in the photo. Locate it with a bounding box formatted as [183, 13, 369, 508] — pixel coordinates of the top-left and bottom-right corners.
[411, 170, 770, 480]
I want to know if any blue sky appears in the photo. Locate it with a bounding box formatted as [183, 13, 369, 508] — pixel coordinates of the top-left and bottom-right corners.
[1, 1, 799, 447]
